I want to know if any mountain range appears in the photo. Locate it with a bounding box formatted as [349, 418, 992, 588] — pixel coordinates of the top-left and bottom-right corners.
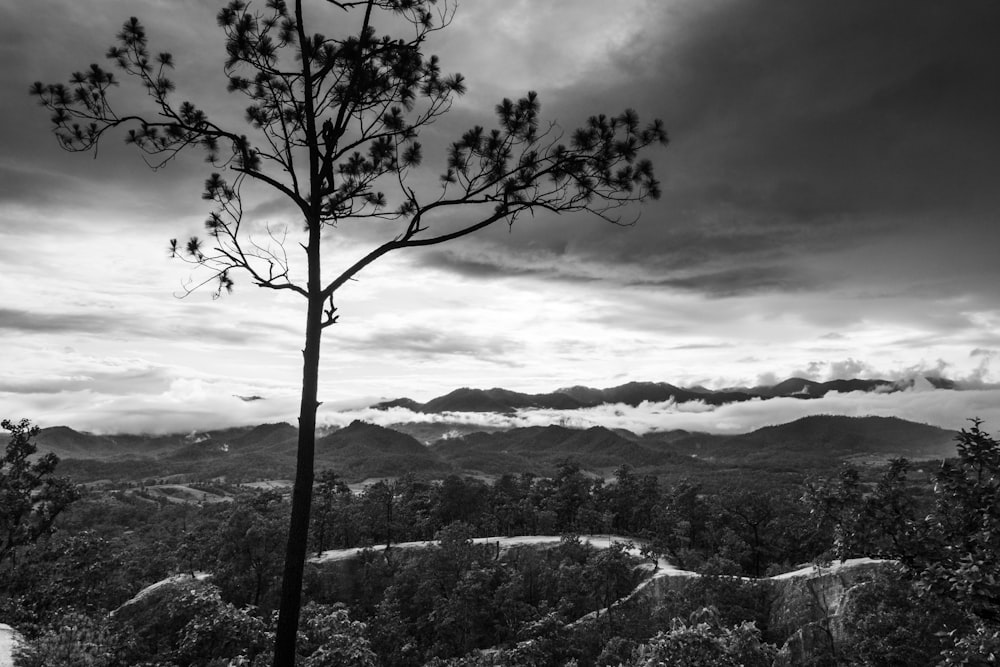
[33, 413, 959, 485]
[371, 376, 957, 413]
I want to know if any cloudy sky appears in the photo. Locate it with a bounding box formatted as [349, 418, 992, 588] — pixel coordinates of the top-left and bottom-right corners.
[2, 0, 999, 434]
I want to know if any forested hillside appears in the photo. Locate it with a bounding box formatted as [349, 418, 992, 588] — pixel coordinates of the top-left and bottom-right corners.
[3, 417, 998, 665]
[33, 415, 957, 485]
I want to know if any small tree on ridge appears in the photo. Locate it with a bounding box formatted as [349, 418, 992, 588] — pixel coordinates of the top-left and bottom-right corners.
[0, 418, 80, 571]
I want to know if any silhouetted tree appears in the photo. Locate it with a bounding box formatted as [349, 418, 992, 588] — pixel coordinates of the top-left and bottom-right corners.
[33, 2, 667, 662]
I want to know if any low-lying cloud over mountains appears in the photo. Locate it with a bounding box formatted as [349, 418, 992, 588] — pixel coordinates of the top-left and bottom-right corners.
[10, 374, 996, 437]
[5, 1, 1000, 444]
[320, 376, 998, 437]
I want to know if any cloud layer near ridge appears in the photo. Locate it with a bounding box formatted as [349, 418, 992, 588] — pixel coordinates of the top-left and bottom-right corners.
[8, 375, 997, 437]
[3, 1, 1000, 435]
[322, 386, 1000, 436]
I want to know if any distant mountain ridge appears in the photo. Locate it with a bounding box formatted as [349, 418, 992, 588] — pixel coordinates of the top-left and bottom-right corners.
[33, 414, 958, 484]
[659, 415, 957, 468]
[371, 376, 951, 414]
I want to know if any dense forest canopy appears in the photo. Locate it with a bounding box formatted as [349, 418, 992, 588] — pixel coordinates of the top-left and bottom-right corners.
[3, 417, 999, 665]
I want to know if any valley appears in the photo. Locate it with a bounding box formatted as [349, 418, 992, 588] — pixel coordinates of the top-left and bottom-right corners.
[39, 413, 958, 488]
[4, 380, 992, 666]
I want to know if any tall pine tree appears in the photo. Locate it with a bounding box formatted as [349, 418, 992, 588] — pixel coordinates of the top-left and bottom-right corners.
[33, 2, 667, 662]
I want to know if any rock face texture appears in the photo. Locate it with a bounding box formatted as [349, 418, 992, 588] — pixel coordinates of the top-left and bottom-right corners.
[310, 538, 894, 665]
[0, 623, 20, 667]
[612, 557, 893, 665]
[113, 572, 213, 618]
[98, 545, 893, 667]
[765, 559, 892, 666]
[111, 572, 216, 652]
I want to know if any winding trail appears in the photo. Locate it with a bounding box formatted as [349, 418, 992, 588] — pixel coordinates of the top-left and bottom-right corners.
[311, 533, 698, 577]
[0, 538, 882, 666]
[312, 534, 648, 562]
[311, 535, 883, 626]
[311, 533, 882, 582]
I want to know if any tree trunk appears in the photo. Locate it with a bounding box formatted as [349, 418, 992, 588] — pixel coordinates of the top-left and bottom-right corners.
[385, 491, 393, 550]
[272, 289, 324, 667]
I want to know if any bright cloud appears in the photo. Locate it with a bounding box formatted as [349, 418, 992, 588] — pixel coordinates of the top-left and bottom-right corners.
[315, 388, 1000, 437]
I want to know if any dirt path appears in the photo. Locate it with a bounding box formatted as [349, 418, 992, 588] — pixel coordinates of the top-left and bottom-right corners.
[0, 545, 882, 667]
[311, 533, 697, 577]
[311, 534, 646, 563]
[311, 534, 881, 582]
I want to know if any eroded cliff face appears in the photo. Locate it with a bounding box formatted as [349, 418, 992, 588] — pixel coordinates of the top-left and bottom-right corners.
[0, 623, 21, 667]
[307, 539, 895, 664]
[601, 557, 894, 665]
[766, 559, 891, 666]
[109, 544, 892, 666]
[113, 572, 214, 622]
[525, 557, 895, 665]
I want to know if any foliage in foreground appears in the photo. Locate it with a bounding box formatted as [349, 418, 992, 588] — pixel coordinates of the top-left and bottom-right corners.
[0, 418, 79, 569]
[6, 418, 1000, 665]
[14, 586, 375, 667]
[626, 608, 775, 667]
[811, 419, 1000, 665]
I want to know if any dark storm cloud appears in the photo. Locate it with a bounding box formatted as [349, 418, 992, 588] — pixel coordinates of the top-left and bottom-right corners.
[342, 326, 522, 364]
[0, 307, 290, 346]
[413, 247, 606, 284]
[0, 163, 67, 207]
[1, 1, 233, 222]
[246, 196, 304, 222]
[416, 250, 552, 280]
[412, 222, 819, 296]
[627, 264, 815, 298]
[890, 328, 1000, 356]
[405, 206, 820, 288]
[650, 0, 1000, 184]
[698, 2, 1000, 219]
[0, 308, 114, 335]
[0, 364, 174, 396]
[426, 1, 1000, 302]
[9, 1, 999, 288]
